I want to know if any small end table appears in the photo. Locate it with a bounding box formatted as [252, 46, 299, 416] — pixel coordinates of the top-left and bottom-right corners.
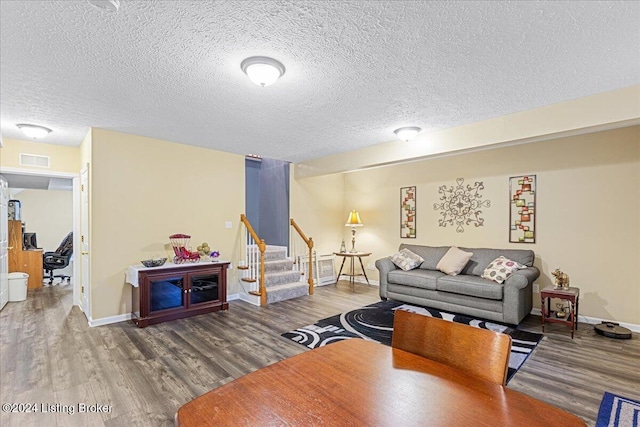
[334, 252, 371, 287]
[540, 286, 580, 338]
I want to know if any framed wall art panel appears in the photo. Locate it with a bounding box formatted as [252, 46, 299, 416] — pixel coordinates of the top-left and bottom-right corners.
[401, 186, 416, 238]
[509, 175, 536, 243]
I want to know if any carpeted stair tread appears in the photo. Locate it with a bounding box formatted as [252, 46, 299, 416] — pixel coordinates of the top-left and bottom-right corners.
[264, 259, 294, 272]
[263, 245, 288, 261]
[266, 282, 309, 304]
[265, 270, 302, 287]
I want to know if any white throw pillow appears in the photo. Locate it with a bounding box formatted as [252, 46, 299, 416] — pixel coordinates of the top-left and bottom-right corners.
[436, 246, 473, 276]
[389, 249, 425, 271]
[482, 256, 525, 284]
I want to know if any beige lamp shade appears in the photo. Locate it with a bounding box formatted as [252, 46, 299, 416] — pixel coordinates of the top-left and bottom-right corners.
[345, 210, 363, 253]
[345, 210, 363, 226]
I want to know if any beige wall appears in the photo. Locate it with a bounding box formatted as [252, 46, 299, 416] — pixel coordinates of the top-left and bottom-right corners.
[89, 129, 245, 320]
[296, 85, 640, 178]
[10, 189, 73, 252]
[339, 127, 639, 325]
[0, 137, 79, 173]
[290, 169, 345, 256]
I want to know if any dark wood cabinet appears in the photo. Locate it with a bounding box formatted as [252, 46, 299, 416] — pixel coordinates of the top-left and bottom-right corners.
[130, 262, 229, 327]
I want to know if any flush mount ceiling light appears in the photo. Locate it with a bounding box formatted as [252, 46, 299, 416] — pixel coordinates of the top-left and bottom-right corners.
[394, 126, 422, 142]
[87, 0, 120, 12]
[16, 124, 52, 139]
[241, 56, 286, 87]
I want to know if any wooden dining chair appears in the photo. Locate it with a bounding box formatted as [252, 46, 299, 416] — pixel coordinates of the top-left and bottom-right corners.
[391, 309, 512, 385]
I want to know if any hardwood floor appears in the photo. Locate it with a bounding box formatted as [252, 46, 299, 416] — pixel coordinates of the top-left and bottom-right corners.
[0, 282, 638, 427]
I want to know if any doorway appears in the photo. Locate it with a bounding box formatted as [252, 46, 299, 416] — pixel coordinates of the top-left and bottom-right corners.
[245, 157, 290, 248]
[0, 168, 82, 310]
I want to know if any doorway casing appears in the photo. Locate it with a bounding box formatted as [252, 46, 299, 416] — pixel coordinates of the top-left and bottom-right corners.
[0, 167, 84, 315]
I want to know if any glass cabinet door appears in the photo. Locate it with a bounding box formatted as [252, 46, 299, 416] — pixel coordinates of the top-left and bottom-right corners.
[189, 272, 219, 305]
[149, 276, 185, 313]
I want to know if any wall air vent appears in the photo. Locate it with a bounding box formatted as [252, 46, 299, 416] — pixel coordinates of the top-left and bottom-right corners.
[19, 153, 50, 168]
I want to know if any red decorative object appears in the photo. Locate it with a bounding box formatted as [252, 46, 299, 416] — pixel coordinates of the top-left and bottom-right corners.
[169, 234, 201, 263]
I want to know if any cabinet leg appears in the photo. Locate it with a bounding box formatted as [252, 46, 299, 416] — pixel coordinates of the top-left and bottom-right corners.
[541, 296, 545, 332]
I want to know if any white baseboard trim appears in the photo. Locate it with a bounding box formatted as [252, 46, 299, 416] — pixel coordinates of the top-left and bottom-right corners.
[530, 308, 640, 333]
[237, 292, 261, 306]
[350, 277, 380, 286]
[88, 313, 132, 327]
[227, 293, 240, 301]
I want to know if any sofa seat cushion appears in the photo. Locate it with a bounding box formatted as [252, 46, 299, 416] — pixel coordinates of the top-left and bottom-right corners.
[436, 275, 503, 300]
[388, 269, 444, 290]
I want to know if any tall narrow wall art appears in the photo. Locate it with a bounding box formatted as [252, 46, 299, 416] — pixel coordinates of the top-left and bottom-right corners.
[400, 186, 416, 238]
[509, 175, 536, 243]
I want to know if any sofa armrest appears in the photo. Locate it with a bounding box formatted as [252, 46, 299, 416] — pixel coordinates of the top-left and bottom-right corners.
[505, 266, 540, 289]
[502, 266, 540, 324]
[375, 257, 398, 299]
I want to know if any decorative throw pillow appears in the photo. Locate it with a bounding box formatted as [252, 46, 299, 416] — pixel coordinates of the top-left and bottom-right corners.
[389, 249, 425, 271]
[482, 256, 525, 284]
[436, 246, 473, 276]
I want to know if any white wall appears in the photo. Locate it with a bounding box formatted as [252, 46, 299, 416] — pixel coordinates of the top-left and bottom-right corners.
[11, 189, 73, 252]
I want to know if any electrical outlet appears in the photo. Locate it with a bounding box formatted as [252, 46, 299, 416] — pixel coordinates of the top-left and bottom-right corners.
[367, 263, 375, 271]
[533, 283, 540, 293]
[225, 221, 232, 229]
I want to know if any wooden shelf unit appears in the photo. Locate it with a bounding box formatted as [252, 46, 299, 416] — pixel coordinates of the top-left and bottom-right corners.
[8, 220, 43, 289]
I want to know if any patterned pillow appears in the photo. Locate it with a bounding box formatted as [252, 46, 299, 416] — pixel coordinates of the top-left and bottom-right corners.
[482, 256, 526, 284]
[436, 246, 473, 276]
[389, 249, 425, 271]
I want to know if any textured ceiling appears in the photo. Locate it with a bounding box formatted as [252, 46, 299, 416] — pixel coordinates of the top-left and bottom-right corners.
[1, 1, 639, 163]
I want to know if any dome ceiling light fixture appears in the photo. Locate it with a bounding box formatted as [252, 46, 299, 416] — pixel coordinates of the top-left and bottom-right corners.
[240, 56, 286, 87]
[394, 126, 422, 142]
[16, 124, 53, 139]
[87, 0, 121, 13]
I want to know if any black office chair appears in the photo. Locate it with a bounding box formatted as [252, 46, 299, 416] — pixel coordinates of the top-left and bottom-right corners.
[43, 232, 73, 285]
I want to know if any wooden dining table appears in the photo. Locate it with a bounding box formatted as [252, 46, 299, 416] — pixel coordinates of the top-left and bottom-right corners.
[176, 339, 586, 426]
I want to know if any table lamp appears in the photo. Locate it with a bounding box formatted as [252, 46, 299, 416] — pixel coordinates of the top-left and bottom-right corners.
[345, 210, 363, 253]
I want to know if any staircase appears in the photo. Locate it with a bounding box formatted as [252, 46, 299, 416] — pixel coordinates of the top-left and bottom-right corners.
[261, 246, 308, 304]
[240, 214, 314, 306]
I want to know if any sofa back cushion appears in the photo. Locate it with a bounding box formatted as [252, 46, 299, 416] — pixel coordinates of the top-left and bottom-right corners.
[399, 244, 450, 270]
[459, 247, 535, 276]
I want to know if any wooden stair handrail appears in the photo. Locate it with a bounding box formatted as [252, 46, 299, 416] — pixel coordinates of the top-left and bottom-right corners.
[290, 218, 314, 295]
[240, 214, 267, 306]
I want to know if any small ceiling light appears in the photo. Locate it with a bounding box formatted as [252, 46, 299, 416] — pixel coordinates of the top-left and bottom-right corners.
[87, 0, 120, 12]
[241, 56, 286, 87]
[394, 126, 422, 142]
[16, 124, 52, 139]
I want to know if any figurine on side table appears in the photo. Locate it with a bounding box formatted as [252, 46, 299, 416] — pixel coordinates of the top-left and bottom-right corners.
[552, 268, 570, 290]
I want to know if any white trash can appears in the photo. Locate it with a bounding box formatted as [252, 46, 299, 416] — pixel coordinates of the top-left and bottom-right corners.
[8, 272, 28, 302]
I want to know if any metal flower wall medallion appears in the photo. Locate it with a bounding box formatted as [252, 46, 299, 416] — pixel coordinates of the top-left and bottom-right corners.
[433, 178, 491, 233]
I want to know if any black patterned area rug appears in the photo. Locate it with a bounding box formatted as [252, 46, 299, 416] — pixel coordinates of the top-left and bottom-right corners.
[282, 300, 543, 384]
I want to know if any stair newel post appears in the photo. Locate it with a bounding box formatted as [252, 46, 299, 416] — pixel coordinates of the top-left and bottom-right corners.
[307, 237, 314, 295]
[290, 218, 315, 296]
[258, 239, 267, 306]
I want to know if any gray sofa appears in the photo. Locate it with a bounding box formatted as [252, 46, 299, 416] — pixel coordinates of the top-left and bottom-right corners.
[376, 244, 540, 325]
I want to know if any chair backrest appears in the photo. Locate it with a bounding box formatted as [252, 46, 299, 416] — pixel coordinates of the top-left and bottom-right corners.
[391, 309, 512, 385]
[55, 232, 73, 256]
